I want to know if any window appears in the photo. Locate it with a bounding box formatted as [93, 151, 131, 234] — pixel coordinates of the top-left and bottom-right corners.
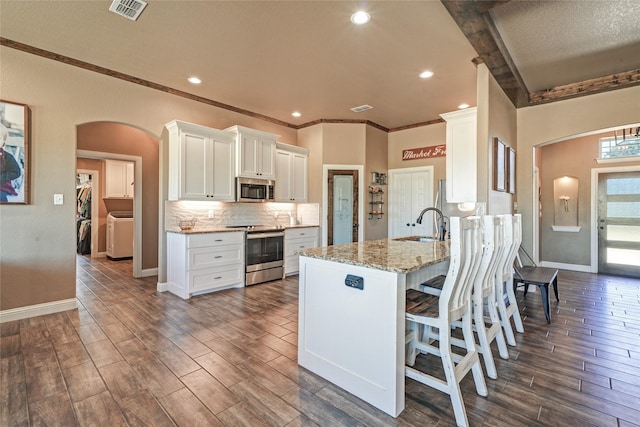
[600, 130, 640, 158]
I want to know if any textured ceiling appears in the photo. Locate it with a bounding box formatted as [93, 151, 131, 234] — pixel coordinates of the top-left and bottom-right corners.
[490, 0, 640, 92]
[1, 1, 638, 130]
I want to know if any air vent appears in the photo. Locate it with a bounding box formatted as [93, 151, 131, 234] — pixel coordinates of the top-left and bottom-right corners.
[350, 104, 373, 113]
[109, 0, 147, 21]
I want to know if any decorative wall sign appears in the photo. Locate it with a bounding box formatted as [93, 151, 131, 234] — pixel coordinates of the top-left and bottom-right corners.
[0, 100, 30, 204]
[402, 144, 446, 161]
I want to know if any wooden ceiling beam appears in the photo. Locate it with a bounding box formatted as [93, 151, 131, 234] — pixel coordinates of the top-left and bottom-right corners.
[529, 69, 640, 105]
[441, 0, 529, 107]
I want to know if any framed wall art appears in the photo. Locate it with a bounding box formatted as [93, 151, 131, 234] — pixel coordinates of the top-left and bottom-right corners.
[493, 137, 506, 192]
[0, 100, 30, 204]
[507, 146, 516, 194]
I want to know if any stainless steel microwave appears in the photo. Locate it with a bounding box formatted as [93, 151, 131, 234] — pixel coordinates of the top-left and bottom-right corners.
[236, 177, 275, 202]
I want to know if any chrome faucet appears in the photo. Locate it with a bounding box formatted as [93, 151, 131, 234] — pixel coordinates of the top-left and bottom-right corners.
[416, 207, 448, 241]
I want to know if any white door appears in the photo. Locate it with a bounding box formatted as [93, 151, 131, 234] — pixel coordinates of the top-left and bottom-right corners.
[333, 175, 354, 245]
[388, 167, 434, 238]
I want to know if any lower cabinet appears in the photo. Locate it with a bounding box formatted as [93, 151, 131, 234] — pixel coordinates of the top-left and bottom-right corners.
[167, 231, 245, 299]
[284, 227, 319, 276]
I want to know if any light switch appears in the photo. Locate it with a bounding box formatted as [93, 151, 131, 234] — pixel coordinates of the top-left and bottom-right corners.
[54, 194, 64, 205]
[208, 210, 214, 219]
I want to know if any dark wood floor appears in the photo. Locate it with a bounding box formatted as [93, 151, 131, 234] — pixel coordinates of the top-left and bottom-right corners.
[2, 255, 640, 426]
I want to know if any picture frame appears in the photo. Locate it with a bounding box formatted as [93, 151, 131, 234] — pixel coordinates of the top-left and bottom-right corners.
[0, 100, 30, 204]
[507, 146, 516, 194]
[493, 137, 506, 192]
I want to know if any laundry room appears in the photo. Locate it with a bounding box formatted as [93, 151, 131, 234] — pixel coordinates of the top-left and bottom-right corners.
[76, 157, 134, 264]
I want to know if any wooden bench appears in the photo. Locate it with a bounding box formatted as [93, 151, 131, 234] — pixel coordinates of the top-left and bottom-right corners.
[513, 247, 559, 324]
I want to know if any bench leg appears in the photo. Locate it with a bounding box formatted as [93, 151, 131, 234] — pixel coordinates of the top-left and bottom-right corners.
[540, 284, 551, 323]
[553, 276, 559, 301]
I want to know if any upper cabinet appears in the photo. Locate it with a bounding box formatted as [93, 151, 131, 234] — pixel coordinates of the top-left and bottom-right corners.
[275, 143, 308, 203]
[440, 107, 477, 204]
[165, 120, 236, 201]
[105, 160, 134, 198]
[226, 125, 278, 180]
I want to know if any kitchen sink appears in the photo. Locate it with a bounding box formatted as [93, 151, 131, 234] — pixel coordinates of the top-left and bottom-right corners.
[393, 236, 438, 242]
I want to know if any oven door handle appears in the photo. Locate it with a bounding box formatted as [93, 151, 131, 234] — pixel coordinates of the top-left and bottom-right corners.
[247, 232, 285, 239]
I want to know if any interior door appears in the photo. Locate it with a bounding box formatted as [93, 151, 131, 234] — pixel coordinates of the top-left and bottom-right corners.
[598, 171, 640, 277]
[328, 170, 359, 245]
[388, 168, 434, 238]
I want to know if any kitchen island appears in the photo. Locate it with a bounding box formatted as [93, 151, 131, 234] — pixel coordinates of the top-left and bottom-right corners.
[296, 238, 449, 417]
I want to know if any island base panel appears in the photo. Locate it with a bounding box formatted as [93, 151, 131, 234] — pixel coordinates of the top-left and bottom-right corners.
[297, 256, 405, 417]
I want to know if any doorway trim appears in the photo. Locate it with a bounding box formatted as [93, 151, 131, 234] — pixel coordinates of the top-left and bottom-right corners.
[590, 164, 640, 273]
[322, 164, 364, 246]
[77, 149, 143, 278]
[76, 168, 100, 259]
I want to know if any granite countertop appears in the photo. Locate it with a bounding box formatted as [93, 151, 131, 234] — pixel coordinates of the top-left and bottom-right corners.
[167, 224, 319, 235]
[297, 238, 450, 274]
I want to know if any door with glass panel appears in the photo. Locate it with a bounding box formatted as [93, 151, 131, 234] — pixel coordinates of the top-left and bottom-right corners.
[598, 171, 640, 277]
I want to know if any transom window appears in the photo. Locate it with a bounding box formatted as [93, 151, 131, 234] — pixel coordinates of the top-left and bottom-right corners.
[600, 129, 640, 159]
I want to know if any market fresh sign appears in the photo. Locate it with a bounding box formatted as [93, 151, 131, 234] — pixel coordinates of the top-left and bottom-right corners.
[402, 144, 446, 161]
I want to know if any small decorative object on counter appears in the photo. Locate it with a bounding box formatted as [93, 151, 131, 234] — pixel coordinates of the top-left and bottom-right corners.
[178, 217, 197, 231]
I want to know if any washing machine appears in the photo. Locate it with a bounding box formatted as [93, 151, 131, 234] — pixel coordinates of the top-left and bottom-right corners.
[106, 211, 133, 259]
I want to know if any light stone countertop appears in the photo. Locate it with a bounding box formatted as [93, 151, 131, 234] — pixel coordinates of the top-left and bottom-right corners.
[297, 238, 450, 274]
[167, 224, 319, 235]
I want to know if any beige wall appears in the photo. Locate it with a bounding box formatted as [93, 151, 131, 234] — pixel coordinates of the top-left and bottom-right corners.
[387, 123, 447, 193]
[539, 133, 640, 266]
[365, 126, 389, 240]
[517, 86, 640, 254]
[481, 64, 517, 214]
[0, 47, 297, 311]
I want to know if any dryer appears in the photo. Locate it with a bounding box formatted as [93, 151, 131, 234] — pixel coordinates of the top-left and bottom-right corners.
[107, 211, 133, 259]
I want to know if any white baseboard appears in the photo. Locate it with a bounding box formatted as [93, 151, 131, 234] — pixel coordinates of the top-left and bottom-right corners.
[539, 261, 591, 273]
[140, 267, 158, 277]
[157, 281, 168, 292]
[0, 298, 77, 323]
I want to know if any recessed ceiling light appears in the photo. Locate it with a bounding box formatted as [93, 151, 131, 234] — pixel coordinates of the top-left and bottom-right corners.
[292, 112, 302, 118]
[351, 11, 371, 25]
[419, 70, 434, 79]
[458, 103, 470, 109]
[187, 76, 202, 84]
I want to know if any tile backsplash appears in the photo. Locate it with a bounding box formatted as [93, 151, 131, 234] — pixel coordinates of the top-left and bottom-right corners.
[165, 200, 319, 231]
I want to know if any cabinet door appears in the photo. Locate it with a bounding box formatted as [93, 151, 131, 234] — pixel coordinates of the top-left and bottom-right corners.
[258, 138, 276, 179]
[443, 108, 477, 203]
[211, 136, 235, 201]
[290, 152, 308, 202]
[238, 133, 259, 178]
[105, 160, 134, 198]
[275, 149, 292, 201]
[181, 132, 212, 199]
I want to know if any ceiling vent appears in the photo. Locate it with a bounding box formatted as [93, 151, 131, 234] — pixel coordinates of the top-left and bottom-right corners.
[109, 0, 147, 21]
[350, 104, 374, 113]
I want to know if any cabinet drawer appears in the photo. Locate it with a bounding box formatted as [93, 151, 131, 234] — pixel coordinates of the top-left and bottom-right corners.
[188, 245, 243, 269]
[189, 265, 244, 293]
[285, 227, 318, 240]
[285, 238, 317, 257]
[187, 232, 244, 248]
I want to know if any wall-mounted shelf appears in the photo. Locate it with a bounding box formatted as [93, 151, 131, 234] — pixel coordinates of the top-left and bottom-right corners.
[369, 186, 384, 219]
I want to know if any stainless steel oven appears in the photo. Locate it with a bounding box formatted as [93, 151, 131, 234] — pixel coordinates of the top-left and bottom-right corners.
[236, 177, 275, 202]
[245, 229, 284, 285]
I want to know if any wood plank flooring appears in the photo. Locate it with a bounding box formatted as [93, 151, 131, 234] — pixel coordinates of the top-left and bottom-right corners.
[1, 255, 640, 426]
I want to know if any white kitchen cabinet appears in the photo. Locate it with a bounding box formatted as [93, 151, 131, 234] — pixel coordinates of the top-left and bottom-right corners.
[165, 120, 236, 201]
[166, 231, 245, 299]
[226, 125, 278, 180]
[275, 143, 308, 202]
[440, 107, 477, 204]
[105, 160, 134, 198]
[284, 227, 318, 275]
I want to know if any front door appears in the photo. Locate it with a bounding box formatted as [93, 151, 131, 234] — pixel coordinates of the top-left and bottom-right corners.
[328, 170, 359, 245]
[598, 171, 640, 277]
